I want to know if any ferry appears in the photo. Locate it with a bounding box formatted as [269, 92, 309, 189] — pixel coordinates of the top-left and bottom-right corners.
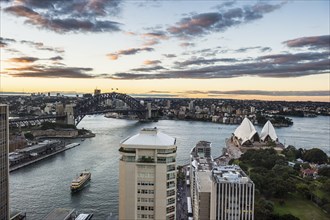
[71, 171, 91, 192]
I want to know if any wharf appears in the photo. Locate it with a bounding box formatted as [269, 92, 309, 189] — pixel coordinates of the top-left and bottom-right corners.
[9, 143, 80, 172]
[44, 208, 75, 220]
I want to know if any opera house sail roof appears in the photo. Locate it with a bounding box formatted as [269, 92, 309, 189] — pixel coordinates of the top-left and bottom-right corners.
[260, 120, 278, 142]
[234, 117, 259, 144]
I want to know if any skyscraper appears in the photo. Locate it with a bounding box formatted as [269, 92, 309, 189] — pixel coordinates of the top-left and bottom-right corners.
[190, 141, 254, 220]
[119, 128, 177, 220]
[0, 104, 10, 220]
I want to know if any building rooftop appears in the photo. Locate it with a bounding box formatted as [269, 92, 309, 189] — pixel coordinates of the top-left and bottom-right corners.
[197, 171, 213, 192]
[191, 141, 214, 171]
[121, 127, 176, 148]
[234, 117, 258, 144]
[18, 140, 60, 154]
[212, 165, 251, 183]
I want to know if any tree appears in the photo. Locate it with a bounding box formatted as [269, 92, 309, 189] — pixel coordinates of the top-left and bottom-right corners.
[318, 167, 330, 177]
[283, 145, 299, 160]
[302, 148, 328, 164]
[296, 183, 310, 198]
[293, 163, 301, 171]
[24, 132, 34, 140]
[322, 179, 330, 193]
[301, 163, 311, 169]
[279, 214, 300, 220]
[254, 198, 274, 220]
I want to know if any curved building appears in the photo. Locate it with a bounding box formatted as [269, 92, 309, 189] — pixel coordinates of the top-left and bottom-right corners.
[119, 128, 177, 220]
[233, 118, 259, 145]
[260, 120, 278, 142]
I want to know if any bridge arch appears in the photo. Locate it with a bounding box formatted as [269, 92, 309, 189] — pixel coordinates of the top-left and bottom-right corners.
[73, 92, 147, 125]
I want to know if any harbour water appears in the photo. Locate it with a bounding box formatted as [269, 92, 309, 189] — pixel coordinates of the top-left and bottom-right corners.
[10, 116, 330, 219]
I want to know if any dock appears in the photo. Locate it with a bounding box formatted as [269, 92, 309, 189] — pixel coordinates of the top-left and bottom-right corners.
[10, 143, 80, 172]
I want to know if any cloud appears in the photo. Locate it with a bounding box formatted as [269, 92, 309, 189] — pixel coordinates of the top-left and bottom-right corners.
[20, 40, 64, 53]
[5, 65, 94, 78]
[8, 56, 39, 63]
[163, 54, 177, 58]
[141, 31, 169, 46]
[130, 65, 165, 72]
[185, 90, 330, 97]
[109, 50, 329, 79]
[174, 57, 240, 67]
[283, 35, 330, 50]
[130, 93, 178, 98]
[167, 2, 286, 39]
[107, 47, 154, 60]
[49, 56, 63, 61]
[235, 46, 272, 53]
[259, 52, 328, 64]
[7, 55, 64, 63]
[180, 42, 195, 47]
[0, 37, 16, 47]
[216, 1, 237, 10]
[148, 90, 171, 94]
[0, 42, 7, 48]
[143, 60, 161, 65]
[3, 0, 122, 33]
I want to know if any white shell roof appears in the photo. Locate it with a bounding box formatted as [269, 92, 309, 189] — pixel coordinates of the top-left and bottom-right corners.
[260, 120, 278, 141]
[121, 128, 175, 148]
[234, 117, 258, 144]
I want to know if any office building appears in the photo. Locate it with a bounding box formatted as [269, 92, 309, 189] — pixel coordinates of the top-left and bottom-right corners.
[0, 104, 10, 220]
[119, 128, 177, 220]
[190, 141, 254, 220]
[190, 141, 214, 220]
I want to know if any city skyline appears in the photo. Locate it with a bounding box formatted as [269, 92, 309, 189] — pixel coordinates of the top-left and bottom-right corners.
[0, 0, 329, 101]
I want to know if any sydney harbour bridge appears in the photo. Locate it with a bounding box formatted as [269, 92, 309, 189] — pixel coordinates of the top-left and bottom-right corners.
[9, 92, 154, 128]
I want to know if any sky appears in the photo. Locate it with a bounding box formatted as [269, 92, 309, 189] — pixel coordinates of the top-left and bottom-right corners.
[0, 0, 329, 101]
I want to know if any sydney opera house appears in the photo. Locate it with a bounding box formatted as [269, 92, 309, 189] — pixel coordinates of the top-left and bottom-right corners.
[226, 117, 284, 159]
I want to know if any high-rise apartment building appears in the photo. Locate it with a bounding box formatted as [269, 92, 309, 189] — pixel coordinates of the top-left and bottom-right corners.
[119, 128, 177, 220]
[0, 104, 10, 220]
[190, 141, 254, 220]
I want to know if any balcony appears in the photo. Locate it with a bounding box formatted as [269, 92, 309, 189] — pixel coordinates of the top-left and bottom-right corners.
[118, 147, 136, 153]
[138, 156, 155, 163]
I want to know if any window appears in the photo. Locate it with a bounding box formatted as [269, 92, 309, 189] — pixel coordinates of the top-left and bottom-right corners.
[157, 157, 166, 163]
[167, 189, 175, 197]
[138, 181, 155, 186]
[167, 164, 175, 172]
[137, 189, 154, 194]
[166, 206, 175, 214]
[167, 181, 175, 189]
[166, 214, 175, 220]
[167, 197, 175, 205]
[167, 173, 175, 180]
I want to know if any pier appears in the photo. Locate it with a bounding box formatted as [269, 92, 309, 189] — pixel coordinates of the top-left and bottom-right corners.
[9, 143, 80, 172]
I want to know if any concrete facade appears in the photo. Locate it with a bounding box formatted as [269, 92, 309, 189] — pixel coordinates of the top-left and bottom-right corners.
[0, 105, 10, 220]
[190, 141, 254, 220]
[119, 128, 177, 220]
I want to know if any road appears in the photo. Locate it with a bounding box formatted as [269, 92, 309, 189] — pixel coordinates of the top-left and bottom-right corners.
[176, 165, 191, 220]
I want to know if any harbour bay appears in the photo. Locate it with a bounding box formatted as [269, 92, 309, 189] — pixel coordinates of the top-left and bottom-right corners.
[9, 116, 330, 219]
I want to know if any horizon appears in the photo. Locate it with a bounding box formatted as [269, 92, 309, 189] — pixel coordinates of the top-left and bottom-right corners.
[1, 90, 330, 103]
[0, 0, 329, 102]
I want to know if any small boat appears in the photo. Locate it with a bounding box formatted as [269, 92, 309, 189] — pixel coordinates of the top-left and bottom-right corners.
[71, 171, 91, 192]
